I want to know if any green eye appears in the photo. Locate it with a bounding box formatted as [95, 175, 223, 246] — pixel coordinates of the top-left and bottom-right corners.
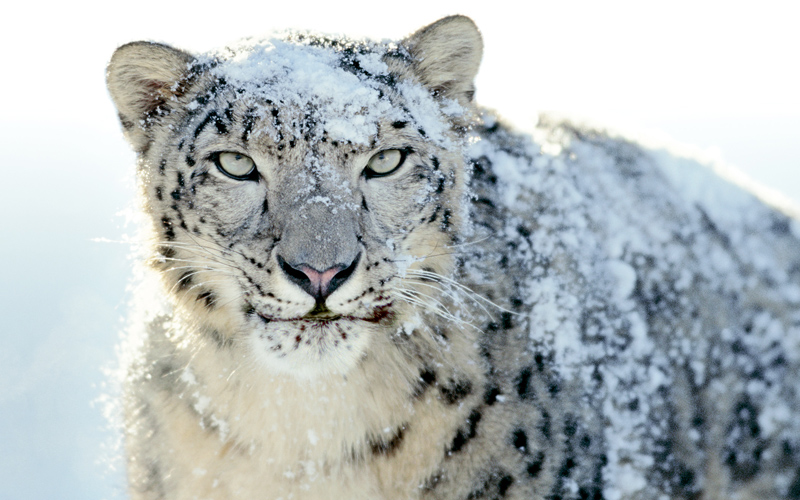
[365, 149, 405, 178]
[216, 152, 257, 180]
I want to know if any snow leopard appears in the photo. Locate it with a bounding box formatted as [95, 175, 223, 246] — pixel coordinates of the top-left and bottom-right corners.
[106, 15, 800, 500]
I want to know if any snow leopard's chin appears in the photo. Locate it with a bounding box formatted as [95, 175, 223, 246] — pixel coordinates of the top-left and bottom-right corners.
[243, 305, 395, 377]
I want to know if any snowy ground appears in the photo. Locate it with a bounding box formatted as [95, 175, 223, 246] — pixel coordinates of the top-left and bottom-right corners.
[1, 1, 797, 498]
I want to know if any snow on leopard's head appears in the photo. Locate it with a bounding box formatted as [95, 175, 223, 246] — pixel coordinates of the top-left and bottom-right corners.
[107, 16, 483, 378]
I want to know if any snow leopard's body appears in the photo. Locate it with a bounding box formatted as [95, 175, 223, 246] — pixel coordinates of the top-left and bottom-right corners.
[107, 16, 800, 500]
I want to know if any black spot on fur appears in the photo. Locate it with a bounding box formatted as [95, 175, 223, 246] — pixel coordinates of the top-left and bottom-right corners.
[140, 460, 166, 497]
[526, 451, 546, 478]
[534, 352, 547, 372]
[476, 197, 496, 209]
[177, 271, 193, 290]
[161, 216, 175, 240]
[696, 205, 731, 249]
[516, 367, 533, 399]
[412, 367, 437, 398]
[440, 379, 473, 405]
[391, 120, 407, 129]
[158, 159, 167, 176]
[206, 328, 233, 349]
[421, 471, 444, 492]
[157, 245, 175, 259]
[370, 424, 407, 456]
[197, 290, 216, 309]
[724, 397, 765, 481]
[428, 205, 441, 223]
[466, 470, 514, 499]
[441, 208, 452, 230]
[788, 469, 800, 499]
[564, 415, 578, 437]
[119, 113, 134, 130]
[171, 189, 181, 201]
[771, 214, 791, 235]
[155, 186, 163, 200]
[498, 475, 513, 496]
[447, 409, 482, 455]
[512, 428, 528, 452]
[185, 155, 196, 167]
[483, 385, 500, 405]
[500, 312, 513, 330]
[539, 411, 552, 441]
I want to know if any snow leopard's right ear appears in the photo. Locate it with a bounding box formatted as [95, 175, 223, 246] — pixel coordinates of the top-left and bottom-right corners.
[403, 15, 483, 106]
[107, 42, 194, 152]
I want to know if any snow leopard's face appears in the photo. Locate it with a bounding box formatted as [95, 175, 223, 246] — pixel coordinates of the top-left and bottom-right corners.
[107, 20, 483, 377]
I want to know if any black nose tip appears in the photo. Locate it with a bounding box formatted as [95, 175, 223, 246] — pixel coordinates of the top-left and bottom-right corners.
[277, 253, 360, 303]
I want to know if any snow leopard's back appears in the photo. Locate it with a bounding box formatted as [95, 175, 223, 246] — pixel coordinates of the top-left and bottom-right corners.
[465, 114, 800, 498]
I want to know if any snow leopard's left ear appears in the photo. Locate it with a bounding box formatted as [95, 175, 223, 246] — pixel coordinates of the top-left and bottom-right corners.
[106, 41, 194, 153]
[403, 15, 483, 105]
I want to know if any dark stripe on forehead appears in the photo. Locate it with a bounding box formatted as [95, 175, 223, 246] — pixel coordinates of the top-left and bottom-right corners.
[193, 110, 228, 138]
[242, 109, 257, 142]
[222, 102, 234, 123]
[193, 111, 216, 138]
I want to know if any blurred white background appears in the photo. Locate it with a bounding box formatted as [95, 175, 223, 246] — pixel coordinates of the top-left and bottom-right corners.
[0, 1, 797, 498]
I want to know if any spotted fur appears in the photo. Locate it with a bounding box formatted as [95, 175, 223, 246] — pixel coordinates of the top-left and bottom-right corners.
[107, 16, 800, 500]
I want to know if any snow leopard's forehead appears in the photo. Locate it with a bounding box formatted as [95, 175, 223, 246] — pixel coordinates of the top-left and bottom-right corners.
[187, 35, 462, 147]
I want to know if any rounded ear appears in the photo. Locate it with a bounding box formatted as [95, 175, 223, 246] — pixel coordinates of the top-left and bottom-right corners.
[106, 42, 194, 152]
[403, 15, 483, 105]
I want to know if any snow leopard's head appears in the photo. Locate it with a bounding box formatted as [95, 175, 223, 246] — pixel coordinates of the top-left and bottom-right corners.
[107, 16, 483, 377]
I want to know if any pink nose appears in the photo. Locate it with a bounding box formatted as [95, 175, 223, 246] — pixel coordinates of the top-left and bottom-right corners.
[277, 254, 360, 304]
[298, 265, 343, 300]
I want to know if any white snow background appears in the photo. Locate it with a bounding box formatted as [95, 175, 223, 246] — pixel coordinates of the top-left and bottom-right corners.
[0, 1, 797, 498]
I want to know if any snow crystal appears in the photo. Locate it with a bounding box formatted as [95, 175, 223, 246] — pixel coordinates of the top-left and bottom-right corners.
[606, 260, 636, 302]
[193, 392, 211, 415]
[180, 367, 197, 386]
[307, 429, 319, 446]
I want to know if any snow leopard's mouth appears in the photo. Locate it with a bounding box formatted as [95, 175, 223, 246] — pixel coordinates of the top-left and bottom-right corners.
[253, 304, 394, 326]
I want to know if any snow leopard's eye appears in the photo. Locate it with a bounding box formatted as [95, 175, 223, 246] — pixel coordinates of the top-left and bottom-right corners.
[215, 152, 257, 180]
[365, 149, 406, 178]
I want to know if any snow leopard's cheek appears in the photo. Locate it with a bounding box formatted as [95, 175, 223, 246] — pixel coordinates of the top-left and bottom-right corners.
[192, 175, 269, 235]
[361, 156, 445, 229]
